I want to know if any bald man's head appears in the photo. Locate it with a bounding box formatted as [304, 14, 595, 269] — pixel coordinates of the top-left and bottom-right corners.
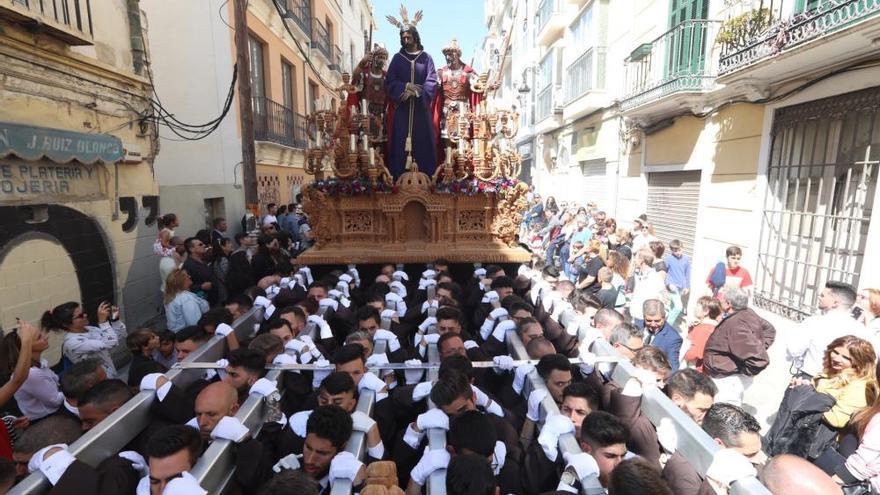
[526, 336, 557, 360]
[194, 382, 240, 440]
[760, 455, 842, 495]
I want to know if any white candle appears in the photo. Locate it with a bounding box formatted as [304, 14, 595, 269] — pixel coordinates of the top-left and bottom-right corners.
[363, 134, 369, 152]
[369, 148, 375, 166]
[458, 101, 465, 114]
[446, 146, 452, 166]
[475, 102, 481, 116]
[361, 100, 368, 115]
[458, 138, 465, 153]
[316, 131, 322, 148]
[349, 134, 356, 152]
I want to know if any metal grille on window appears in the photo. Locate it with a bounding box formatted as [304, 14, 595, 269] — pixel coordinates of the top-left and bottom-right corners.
[646, 171, 701, 257]
[755, 86, 880, 321]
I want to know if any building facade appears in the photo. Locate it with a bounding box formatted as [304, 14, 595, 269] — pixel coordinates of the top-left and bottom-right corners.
[486, 0, 880, 320]
[0, 0, 160, 359]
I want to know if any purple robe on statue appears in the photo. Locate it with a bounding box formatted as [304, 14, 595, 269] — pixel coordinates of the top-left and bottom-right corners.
[385, 49, 438, 178]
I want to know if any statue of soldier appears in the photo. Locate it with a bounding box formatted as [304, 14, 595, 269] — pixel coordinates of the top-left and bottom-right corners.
[347, 43, 390, 146]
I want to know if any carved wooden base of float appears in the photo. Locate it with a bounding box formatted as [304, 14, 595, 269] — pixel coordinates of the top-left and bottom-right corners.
[298, 171, 532, 265]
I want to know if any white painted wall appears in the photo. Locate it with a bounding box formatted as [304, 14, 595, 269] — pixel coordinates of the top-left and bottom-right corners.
[141, 0, 242, 189]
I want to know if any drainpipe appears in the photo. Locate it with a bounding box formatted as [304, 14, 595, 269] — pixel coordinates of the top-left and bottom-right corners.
[128, 0, 145, 75]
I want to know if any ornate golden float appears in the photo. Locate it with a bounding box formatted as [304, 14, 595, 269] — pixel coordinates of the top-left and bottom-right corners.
[297, 75, 530, 265]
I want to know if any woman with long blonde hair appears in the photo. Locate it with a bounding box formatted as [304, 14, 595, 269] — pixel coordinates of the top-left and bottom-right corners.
[811, 335, 878, 430]
[164, 268, 208, 332]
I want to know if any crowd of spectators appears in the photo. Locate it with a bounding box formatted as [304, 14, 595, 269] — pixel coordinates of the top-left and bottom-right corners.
[0, 195, 878, 495]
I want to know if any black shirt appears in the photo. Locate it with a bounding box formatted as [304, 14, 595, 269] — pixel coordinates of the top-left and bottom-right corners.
[596, 287, 619, 309]
[577, 256, 605, 294]
[183, 257, 218, 305]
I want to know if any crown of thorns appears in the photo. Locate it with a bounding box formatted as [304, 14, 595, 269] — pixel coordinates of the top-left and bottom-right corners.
[386, 4, 423, 33]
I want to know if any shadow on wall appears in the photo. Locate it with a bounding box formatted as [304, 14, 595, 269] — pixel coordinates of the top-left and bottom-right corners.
[0, 205, 115, 326]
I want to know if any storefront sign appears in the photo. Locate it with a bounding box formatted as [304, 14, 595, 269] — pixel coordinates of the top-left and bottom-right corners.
[0, 121, 123, 164]
[0, 160, 104, 204]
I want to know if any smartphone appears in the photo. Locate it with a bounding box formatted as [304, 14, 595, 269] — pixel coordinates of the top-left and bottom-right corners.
[852, 306, 864, 320]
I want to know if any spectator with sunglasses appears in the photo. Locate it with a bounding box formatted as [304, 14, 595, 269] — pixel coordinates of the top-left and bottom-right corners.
[42, 301, 126, 379]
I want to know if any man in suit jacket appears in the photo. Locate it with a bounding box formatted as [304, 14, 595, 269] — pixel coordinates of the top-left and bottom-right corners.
[642, 299, 683, 371]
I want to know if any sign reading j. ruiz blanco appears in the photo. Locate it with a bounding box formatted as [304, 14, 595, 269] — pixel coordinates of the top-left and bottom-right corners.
[0, 160, 104, 203]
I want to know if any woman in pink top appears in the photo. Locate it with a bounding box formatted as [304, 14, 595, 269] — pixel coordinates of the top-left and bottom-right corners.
[684, 296, 722, 372]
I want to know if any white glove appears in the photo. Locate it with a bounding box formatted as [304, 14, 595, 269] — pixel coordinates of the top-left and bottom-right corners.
[422, 269, 437, 279]
[215, 323, 234, 337]
[249, 377, 277, 397]
[464, 340, 479, 350]
[273, 353, 297, 365]
[513, 364, 535, 395]
[366, 353, 390, 369]
[293, 273, 306, 289]
[706, 449, 758, 488]
[418, 278, 438, 290]
[328, 289, 343, 300]
[392, 270, 409, 282]
[280, 277, 291, 287]
[390, 279, 408, 296]
[563, 451, 600, 480]
[481, 290, 500, 304]
[423, 334, 440, 346]
[288, 410, 312, 437]
[656, 417, 678, 453]
[272, 453, 302, 472]
[139, 373, 165, 392]
[351, 410, 377, 433]
[119, 451, 148, 477]
[266, 285, 281, 298]
[339, 273, 353, 284]
[298, 266, 313, 285]
[254, 296, 272, 308]
[358, 372, 386, 392]
[264, 303, 277, 320]
[373, 329, 401, 353]
[421, 299, 439, 314]
[405, 359, 425, 385]
[493, 355, 515, 371]
[577, 352, 598, 376]
[538, 414, 575, 462]
[417, 408, 449, 431]
[418, 316, 438, 333]
[205, 358, 229, 381]
[385, 292, 402, 306]
[317, 318, 333, 340]
[489, 308, 509, 321]
[412, 381, 434, 402]
[29, 444, 75, 485]
[410, 448, 451, 486]
[285, 338, 307, 354]
[491, 319, 517, 342]
[210, 416, 249, 443]
[164, 472, 207, 495]
[312, 359, 333, 388]
[319, 298, 339, 311]
[527, 388, 549, 422]
[474, 268, 487, 278]
[380, 308, 398, 321]
[329, 451, 363, 484]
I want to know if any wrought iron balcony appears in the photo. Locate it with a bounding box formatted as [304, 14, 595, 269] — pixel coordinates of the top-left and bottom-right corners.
[252, 97, 308, 149]
[280, 0, 311, 37]
[565, 49, 598, 103]
[328, 44, 343, 72]
[719, 0, 880, 75]
[311, 17, 332, 62]
[0, 0, 93, 45]
[620, 19, 721, 112]
[536, 85, 560, 122]
[535, 0, 565, 45]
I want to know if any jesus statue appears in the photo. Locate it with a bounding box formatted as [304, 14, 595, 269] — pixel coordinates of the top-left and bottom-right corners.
[384, 6, 438, 178]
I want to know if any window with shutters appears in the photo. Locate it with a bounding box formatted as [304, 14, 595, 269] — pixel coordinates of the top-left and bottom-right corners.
[755, 86, 879, 321]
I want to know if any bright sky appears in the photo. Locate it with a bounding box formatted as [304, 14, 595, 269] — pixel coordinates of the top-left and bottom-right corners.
[371, 0, 488, 71]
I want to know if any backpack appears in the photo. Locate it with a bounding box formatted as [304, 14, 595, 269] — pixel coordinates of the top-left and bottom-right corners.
[709, 262, 727, 294]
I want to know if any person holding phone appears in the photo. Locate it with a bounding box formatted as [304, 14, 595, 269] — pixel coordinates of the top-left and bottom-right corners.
[41, 301, 127, 378]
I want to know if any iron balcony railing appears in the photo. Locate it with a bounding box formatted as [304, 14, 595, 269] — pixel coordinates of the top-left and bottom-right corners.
[3, 0, 93, 44]
[311, 17, 332, 62]
[252, 96, 308, 149]
[719, 0, 880, 75]
[330, 44, 343, 71]
[536, 85, 555, 122]
[281, 0, 311, 37]
[621, 19, 721, 111]
[535, 0, 560, 35]
[565, 49, 596, 103]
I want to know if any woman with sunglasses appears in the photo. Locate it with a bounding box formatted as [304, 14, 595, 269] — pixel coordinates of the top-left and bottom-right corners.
[41, 300, 126, 379]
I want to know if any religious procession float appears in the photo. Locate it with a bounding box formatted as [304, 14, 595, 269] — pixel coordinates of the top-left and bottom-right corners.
[298, 6, 530, 265]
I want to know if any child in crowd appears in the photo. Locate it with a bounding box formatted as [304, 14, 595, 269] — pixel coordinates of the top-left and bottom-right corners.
[684, 296, 723, 372]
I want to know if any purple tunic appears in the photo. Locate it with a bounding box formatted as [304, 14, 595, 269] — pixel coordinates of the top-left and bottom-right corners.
[385, 49, 438, 178]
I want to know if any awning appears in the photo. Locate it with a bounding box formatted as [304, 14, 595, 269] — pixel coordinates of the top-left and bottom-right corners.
[0, 121, 123, 164]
